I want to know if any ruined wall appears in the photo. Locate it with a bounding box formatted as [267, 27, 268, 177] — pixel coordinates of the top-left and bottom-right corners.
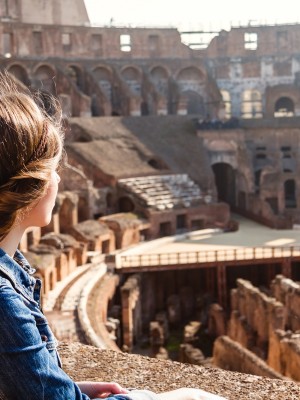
[271, 275, 300, 331]
[6, 0, 90, 26]
[229, 279, 285, 356]
[198, 127, 300, 225]
[121, 274, 143, 351]
[203, 24, 300, 118]
[268, 329, 300, 380]
[213, 335, 283, 379]
[225, 276, 300, 380]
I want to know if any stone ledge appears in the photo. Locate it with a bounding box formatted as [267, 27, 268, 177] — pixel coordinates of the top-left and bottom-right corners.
[59, 342, 300, 400]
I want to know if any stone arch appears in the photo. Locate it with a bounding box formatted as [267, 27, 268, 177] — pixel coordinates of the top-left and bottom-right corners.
[212, 162, 236, 207]
[206, 140, 238, 169]
[265, 84, 300, 118]
[65, 64, 84, 91]
[121, 66, 142, 95]
[121, 65, 142, 81]
[92, 65, 113, 100]
[33, 64, 56, 94]
[176, 66, 205, 81]
[284, 179, 297, 208]
[118, 196, 135, 212]
[275, 97, 295, 117]
[93, 65, 113, 81]
[32, 64, 57, 115]
[150, 65, 169, 100]
[121, 66, 143, 115]
[150, 65, 169, 80]
[176, 66, 207, 116]
[181, 90, 205, 115]
[7, 64, 30, 86]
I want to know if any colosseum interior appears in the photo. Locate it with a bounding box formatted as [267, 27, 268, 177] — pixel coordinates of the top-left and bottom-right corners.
[4, 0, 300, 398]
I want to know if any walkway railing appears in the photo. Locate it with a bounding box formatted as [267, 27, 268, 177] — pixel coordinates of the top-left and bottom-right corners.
[117, 246, 300, 269]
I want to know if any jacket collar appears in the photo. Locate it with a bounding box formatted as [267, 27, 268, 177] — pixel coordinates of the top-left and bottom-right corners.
[0, 248, 36, 301]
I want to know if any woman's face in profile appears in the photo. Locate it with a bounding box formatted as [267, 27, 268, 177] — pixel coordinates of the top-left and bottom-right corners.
[21, 169, 61, 229]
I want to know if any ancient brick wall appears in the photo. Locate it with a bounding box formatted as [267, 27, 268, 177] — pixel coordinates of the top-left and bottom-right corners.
[213, 335, 283, 379]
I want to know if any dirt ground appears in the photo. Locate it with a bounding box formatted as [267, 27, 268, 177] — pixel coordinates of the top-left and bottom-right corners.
[60, 342, 300, 400]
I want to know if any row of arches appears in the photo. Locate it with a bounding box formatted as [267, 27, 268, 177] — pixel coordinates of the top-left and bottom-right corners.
[8, 63, 56, 93]
[221, 89, 296, 119]
[6, 62, 218, 117]
[9, 62, 295, 119]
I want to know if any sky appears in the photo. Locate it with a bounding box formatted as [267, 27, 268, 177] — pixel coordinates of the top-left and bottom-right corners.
[84, 0, 300, 31]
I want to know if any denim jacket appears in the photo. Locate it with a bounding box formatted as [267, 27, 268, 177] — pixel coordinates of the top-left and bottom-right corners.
[0, 249, 158, 400]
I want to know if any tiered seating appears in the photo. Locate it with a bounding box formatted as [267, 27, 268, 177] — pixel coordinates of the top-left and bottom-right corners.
[118, 174, 203, 210]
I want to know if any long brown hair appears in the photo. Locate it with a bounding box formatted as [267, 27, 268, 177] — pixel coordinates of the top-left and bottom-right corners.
[0, 72, 64, 240]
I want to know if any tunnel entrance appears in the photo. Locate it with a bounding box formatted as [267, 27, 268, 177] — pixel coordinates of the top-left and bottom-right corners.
[212, 162, 236, 206]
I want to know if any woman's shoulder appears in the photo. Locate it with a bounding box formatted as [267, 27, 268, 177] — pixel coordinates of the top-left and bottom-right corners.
[0, 274, 17, 299]
[0, 272, 14, 288]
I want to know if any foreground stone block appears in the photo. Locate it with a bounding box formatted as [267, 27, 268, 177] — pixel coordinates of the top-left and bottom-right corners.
[59, 342, 300, 399]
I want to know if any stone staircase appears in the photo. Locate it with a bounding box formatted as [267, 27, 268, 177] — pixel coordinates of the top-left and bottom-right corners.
[118, 174, 203, 210]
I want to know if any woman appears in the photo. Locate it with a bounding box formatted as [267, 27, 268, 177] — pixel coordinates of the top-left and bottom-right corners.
[0, 74, 225, 400]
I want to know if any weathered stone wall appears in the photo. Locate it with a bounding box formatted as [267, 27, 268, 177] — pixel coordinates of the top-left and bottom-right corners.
[213, 335, 283, 379]
[229, 279, 285, 352]
[268, 329, 300, 380]
[226, 276, 300, 380]
[271, 275, 300, 331]
[121, 274, 143, 351]
[2, 0, 90, 26]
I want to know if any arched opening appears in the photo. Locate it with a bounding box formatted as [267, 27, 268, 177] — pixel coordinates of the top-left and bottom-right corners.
[148, 157, 167, 170]
[274, 97, 294, 117]
[118, 196, 135, 212]
[8, 65, 30, 86]
[141, 101, 149, 115]
[220, 90, 231, 119]
[58, 93, 72, 117]
[34, 65, 55, 94]
[78, 197, 89, 222]
[177, 67, 204, 81]
[212, 163, 236, 206]
[33, 65, 56, 115]
[150, 66, 169, 96]
[121, 66, 141, 96]
[284, 179, 297, 208]
[255, 169, 262, 194]
[93, 66, 112, 100]
[181, 90, 205, 115]
[65, 65, 84, 91]
[241, 90, 262, 118]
